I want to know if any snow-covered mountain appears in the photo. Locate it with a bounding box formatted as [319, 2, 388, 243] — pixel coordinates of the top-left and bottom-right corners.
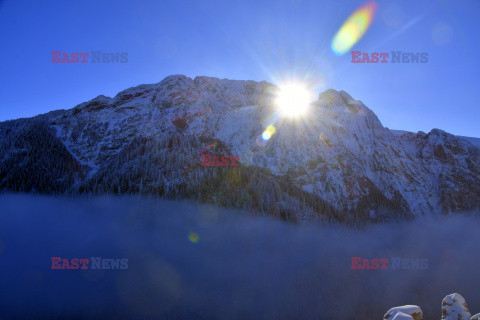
[1, 75, 479, 223]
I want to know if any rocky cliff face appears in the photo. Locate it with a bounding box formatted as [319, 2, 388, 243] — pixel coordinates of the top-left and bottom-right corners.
[1, 75, 479, 222]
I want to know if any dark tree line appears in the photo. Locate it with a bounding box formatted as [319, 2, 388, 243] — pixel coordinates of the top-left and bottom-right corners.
[0, 120, 412, 224]
[0, 120, 83, 193]
[76, 133, 346, 223]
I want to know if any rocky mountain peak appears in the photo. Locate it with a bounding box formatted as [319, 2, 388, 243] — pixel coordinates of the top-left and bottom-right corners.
[0, 74, 479, 222]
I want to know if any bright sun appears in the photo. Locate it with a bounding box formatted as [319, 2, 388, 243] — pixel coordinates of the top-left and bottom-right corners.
[275, 83, 313, 117]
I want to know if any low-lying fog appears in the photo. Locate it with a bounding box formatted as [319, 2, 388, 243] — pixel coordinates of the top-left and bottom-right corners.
[0, 194, 479, 319]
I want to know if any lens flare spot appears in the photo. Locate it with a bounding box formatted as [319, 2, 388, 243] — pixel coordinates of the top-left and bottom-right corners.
[262, 125, 276, 141]
[331, 1, 378, 55]
[188, 232, 199, 243]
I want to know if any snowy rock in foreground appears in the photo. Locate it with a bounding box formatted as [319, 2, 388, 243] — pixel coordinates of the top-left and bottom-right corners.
[441, 293, 471, 320]
[391, 313, 415, 320]
[385, 293, 478, 320]
[384, 305, 422, 320]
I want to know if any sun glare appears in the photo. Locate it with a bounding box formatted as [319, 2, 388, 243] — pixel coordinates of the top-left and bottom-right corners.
[275, 83, 313, 117]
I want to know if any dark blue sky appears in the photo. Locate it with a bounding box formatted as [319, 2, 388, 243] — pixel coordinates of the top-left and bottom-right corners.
[1, 0, 479, 137]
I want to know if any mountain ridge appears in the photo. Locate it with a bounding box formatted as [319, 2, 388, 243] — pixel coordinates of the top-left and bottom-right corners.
[1, 75, 479, 223]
